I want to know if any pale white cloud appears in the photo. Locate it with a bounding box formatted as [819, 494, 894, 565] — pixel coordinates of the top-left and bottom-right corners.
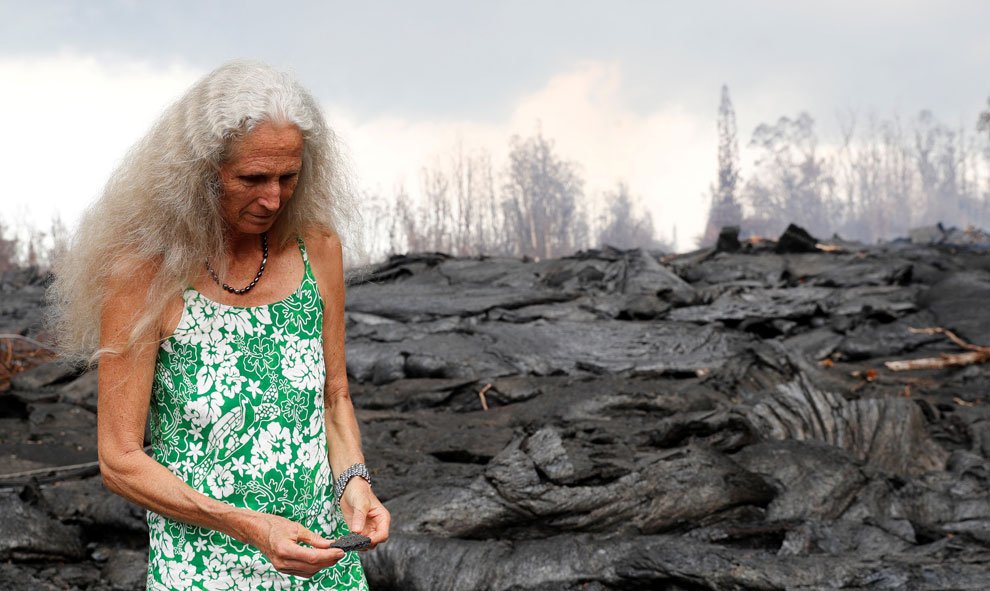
[508, 62, 713, 246]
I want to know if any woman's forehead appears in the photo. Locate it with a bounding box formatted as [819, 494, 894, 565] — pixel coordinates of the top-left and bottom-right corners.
[226, 121, 304, 162]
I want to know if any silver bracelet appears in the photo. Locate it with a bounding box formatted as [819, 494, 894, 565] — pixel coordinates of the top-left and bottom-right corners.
[334, 463, 371, 505]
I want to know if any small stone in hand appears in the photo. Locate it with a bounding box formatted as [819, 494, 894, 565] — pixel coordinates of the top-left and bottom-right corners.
[330, 534, 372, 552]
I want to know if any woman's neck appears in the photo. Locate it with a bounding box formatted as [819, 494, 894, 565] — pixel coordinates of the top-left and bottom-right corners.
[224, 230, 270, 263]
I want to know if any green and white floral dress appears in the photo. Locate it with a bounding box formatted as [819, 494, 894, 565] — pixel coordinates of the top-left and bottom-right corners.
[147, 238, 368, 590]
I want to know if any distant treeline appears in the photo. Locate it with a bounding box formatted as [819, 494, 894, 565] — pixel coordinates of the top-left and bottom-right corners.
[703, 85, 990, 245]
[357, 132, 665, 262]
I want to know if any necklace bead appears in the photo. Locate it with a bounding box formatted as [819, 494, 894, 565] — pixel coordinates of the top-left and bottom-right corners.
[205, 233, 268, 295]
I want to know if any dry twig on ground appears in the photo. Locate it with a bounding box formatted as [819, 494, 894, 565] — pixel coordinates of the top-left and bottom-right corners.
[478, 383, 492, 411]
[884, 327, 990, 372]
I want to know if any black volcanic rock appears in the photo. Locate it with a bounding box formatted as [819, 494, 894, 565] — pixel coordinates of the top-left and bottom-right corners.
[775, 223, 819, 253]
[732, 440, 867, 521]
[919, 271, 990, 345]
[744, 378, 948, 477]
[0, 492, 84, 561]
[716, 225, 741, 252]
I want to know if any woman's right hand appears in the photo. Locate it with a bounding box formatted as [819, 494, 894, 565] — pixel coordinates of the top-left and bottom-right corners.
[250, 513, 345, 578]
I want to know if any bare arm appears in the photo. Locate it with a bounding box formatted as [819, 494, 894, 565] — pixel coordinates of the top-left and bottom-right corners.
[310, 231, 391, 547]
[97, 262, 343, 576]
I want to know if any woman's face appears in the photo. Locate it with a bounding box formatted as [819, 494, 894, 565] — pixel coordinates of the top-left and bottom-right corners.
[218, 121, 304, 236]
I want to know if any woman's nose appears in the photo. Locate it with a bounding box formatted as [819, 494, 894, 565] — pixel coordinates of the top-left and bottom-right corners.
[258, 181, 281, 211]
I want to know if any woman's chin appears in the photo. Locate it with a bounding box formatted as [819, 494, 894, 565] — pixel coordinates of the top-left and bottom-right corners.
[234, 216, 277, 233]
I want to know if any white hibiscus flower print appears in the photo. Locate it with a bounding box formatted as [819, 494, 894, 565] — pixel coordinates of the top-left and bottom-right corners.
[160, 561, 197, 590]
[280, 335, 325, 390]
[203, 548, 239, 590]
[223, 307, 255, 336]
[206, 464, 235, 498]
[310, 497, 339, 538]
[252, 422, 293, 473]
[190, 298, 221, 327]
[230, 553, 270, 587]
[242, 337, 277, 375]
[214, 361, 246, 399]
[203, 579, 236, 591]
[177, 541, 196, 564]
[178, 299, 225, 345]
[201, 339, 234, 367]
[296, 437, 321, 470]
[245, 379, 263, 398]
[229, 456, 248, 477]
[261, 569, 291, 591]
[182, 398, 212, 429]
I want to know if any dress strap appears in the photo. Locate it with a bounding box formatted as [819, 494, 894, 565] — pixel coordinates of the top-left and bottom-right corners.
[296, 235, 309, 263]
[296, 236, 318, 293]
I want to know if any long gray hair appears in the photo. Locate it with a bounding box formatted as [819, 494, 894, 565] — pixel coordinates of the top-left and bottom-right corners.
[49, 60, 356, 362]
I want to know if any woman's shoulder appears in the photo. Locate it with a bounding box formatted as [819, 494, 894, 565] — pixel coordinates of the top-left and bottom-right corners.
[301, 225, 341, 248]
[104, 257, 163, 301]
[103, 256, 185, 339]
[299, 226, 344, 303]
[300, 226, 343, 265]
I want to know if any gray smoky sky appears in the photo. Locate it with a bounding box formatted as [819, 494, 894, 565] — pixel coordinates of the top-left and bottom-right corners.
[4, 0, 989, 122]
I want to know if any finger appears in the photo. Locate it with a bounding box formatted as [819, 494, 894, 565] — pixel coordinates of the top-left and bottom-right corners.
[295, 525, 333, 549]
[278, 539, 345, 564]
[363, 520, 387, 546]
[273, 556, 340, 579]
[282, 548, 344, 576]
[270, 553, 330, 578]
[349, 508, 367, 535]
[368, 506, 391, 546]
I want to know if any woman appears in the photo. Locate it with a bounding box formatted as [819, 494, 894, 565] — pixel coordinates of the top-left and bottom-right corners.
[49, 60, 389, 589]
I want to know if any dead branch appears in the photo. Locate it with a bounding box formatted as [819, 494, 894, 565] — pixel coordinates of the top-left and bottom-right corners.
[906, 327, 985, 352]
[885, 326, 990, 371]
[478, 383, 492, 411]
[885, 350, 990, 371]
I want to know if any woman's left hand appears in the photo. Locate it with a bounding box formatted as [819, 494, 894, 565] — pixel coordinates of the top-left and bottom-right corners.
[339, 478, 391, 549]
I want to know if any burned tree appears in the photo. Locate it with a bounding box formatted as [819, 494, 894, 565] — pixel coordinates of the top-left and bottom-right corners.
[702, 85, 743, 245]
[597, 182, 658, 250]
[743, 112, 839, 238]
[502, 131, 586, 259]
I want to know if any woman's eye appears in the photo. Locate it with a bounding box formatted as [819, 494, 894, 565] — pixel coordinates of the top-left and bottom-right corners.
[241, 175, 265, 183]
[280, 173, 298, 183]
